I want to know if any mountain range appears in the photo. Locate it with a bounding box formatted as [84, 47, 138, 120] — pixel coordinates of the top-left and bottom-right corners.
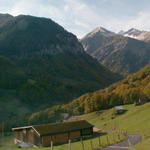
[0, 14, 120, 124]
[81, 27, 150, 76]
[2, 13, 150, 131]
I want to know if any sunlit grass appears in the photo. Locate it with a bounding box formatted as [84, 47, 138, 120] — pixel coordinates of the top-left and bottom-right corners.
[77, 102, 150, 150]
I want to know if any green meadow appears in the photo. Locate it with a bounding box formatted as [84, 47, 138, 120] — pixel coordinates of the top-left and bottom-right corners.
[77, 102, 150, 150]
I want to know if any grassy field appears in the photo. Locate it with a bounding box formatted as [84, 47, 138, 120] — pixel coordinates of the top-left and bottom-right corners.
[0, 133, 125, 150]
[76, 102, 150, 150]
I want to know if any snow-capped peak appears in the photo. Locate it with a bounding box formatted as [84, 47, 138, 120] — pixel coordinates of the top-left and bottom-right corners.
[118, 30, 125, 35]
[121, 28, 150, 42]
[123, 28, 142, 39]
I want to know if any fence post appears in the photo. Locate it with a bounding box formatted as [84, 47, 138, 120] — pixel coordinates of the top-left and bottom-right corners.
[81, 137, 85, 150]
[90, 139, 93, 150]
[98, 136, 101, 147]
[118, 133, 120, 141]
[106, 135, 109, 145]
[113, 133, 115, 142]
[68, 139, 71, 150]
[51, 141, 53, 150]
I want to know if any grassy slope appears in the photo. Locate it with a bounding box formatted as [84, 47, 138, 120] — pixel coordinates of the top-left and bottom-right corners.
[76, 102, 150, 150]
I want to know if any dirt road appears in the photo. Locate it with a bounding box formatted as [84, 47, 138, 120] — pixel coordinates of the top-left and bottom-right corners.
[100, 134, 142, 150]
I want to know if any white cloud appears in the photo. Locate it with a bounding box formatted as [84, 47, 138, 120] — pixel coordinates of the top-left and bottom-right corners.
[74, 20, 90, 29]
[1, 0, 150, 37]
[103, 11, 150, 33]
[9, 0, 63, 19]
[63, 0, 105, 37]
[127, 11, 150, 31]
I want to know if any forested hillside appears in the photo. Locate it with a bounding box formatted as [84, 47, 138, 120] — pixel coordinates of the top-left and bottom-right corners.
[66, 63, 150, 114]
[25, 64, 150, 126]
[0, 14, 120, 124]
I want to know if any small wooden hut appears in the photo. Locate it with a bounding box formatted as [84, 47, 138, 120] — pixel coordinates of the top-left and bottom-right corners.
[114, 106, 125, 114]
[12, 120, 94, 147]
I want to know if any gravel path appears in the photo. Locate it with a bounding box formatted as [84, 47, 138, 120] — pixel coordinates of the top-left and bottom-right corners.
[100, 134, 142, 150]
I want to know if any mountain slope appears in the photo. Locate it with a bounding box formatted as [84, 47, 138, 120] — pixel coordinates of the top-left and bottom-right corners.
[0, 13, 13, 27]
[81, 27, 150, 76]
[25, 63, 150, 126]
[80, 27, 115, 54]
[65, 63, 150, 114]
[0, 14, 120, 123]
[19, 63, 150, 129]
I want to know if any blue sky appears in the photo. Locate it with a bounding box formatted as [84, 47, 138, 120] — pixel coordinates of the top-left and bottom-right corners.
[0, 0, 150, 38]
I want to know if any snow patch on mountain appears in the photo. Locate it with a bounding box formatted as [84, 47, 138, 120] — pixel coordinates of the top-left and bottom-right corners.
[123, 33, 139, 39]
[122, 28, 150, 42]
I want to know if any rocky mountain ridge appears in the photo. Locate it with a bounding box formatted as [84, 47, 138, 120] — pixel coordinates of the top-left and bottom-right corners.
[120, 28, 150, 43]
[81, 26, 150, 76]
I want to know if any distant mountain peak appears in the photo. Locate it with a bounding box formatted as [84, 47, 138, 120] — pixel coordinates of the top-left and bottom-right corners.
[123, 28, 142, 39]
[122, 28, 150, 43]
[118, 30, 125, 35]
[83, 26, 115, 39]
[125, 28, 141, 34]
[93, 26, 107, 33]
[127, 28, 140, 32]
[81, 26, 150, 76]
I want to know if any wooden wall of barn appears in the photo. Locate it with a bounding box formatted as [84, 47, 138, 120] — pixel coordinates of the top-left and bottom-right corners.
[41, 130, 81, 146]
[13, 127, 93, 147]
[81, 127, 93, 136]
[14, 128, 41, 147]
[69, 130, 80, 140]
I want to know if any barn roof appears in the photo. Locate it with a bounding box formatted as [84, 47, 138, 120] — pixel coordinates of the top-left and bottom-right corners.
[12, 120, 93, 136]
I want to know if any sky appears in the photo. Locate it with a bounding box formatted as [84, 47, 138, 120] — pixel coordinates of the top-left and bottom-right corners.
[1, 0, 150, 38]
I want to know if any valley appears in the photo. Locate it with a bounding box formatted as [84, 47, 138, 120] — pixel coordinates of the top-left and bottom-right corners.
[0, 11, 150, 150]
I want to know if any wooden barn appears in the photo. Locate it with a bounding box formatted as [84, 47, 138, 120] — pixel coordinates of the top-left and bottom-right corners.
[12, 120, 94, 147]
